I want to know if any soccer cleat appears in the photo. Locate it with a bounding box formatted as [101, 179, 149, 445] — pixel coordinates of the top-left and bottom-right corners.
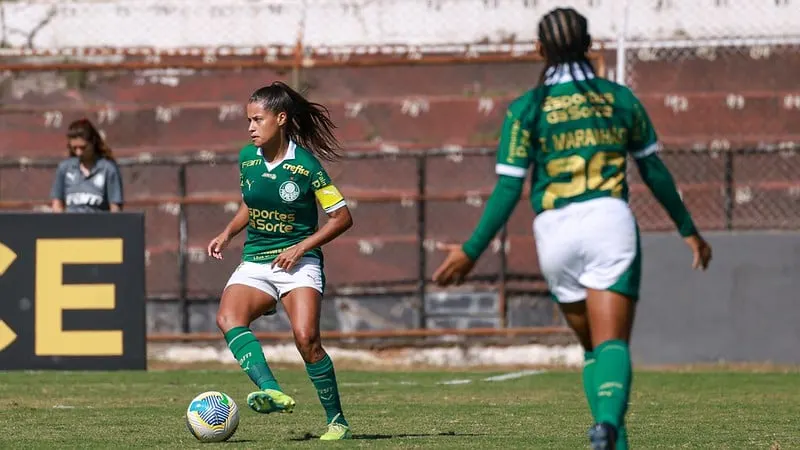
[588, 422, 617, 450]
[319, 414, 352, 440]
[246, 389, 295, 414]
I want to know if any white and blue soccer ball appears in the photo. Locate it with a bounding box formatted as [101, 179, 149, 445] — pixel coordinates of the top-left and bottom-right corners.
[185, 391, 240, 443]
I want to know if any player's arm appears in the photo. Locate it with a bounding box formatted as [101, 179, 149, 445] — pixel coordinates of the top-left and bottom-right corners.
[272, 204, 351, 270]
[223, 202, 250, 238]
[224, 158, 252, 238]
[107, 162, 124, 212]
[433, 109, 531, 285]
[209, 203, 249, 260]
[634, 151, 712, 269]
[461, 110, 531, 261]
[272, 167, 352, 270]
[635, 155, 697, 236]
[50, 162, 66, 213]
[628, 97, 697, 237]
[298, 206, 353, 253]
[301, 169, 353, 250]
[208, 155, 250, 259]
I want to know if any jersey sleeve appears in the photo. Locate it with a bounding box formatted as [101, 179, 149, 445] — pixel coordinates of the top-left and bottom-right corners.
[106, 162, 124, 205]
[50, 161, 67, 201]
[311, 161, 346, 214]
[628, 94, 661, 159]
[627, 93, 697, 236]
[495, 107, 533, 178]
[238, 148, 248, 198]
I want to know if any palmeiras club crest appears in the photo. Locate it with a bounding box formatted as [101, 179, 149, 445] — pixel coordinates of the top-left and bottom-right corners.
[279, 180, 300, 202]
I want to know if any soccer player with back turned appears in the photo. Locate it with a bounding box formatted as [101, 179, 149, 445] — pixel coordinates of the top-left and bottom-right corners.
[208, 82, 354, 440]
[433, 8, 712, 450]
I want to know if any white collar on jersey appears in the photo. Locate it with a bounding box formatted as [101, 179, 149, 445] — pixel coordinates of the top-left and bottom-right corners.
[543, 61, 596, 86]
[257, 140, 296, 171]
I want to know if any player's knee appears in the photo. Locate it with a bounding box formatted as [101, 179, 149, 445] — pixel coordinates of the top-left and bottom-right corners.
[293, 329, 322, 361]
[216, 308, 245, 332]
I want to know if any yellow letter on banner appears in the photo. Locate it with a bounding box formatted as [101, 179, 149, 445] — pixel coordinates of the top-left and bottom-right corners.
[35, 239, 124, 356]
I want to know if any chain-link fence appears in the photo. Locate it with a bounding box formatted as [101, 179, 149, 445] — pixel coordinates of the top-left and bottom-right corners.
[617, 0, 800, 232]
[621, 1, 798, 148]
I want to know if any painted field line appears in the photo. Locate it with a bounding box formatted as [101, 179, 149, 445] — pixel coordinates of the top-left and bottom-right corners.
[341, 370, 545, 388]
[437, 379, 473, 385]
[341, 381, 420, 387]
[483, 369, 546, 382]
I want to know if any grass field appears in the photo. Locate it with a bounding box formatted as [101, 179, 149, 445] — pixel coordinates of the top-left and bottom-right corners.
[2, 365, 798, 449]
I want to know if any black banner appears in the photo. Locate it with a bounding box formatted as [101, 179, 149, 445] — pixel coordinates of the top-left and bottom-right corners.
[0, 213, 146, 370]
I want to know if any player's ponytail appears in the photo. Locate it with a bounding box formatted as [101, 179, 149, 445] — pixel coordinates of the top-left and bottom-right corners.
[249, 82, 342, 162]
[536, 8, 611, 127]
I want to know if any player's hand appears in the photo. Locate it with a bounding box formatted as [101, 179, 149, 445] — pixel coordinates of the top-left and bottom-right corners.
[272, 244, 305, 272]
[207, 232, 231, 260]
[432, 242, 475, 286]
[684, 234, 712, 271]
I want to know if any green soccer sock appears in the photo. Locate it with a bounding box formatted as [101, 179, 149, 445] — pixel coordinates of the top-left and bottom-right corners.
[583, 351, 598, 419]
[593, 339, 632, 431]
[616, 422, 629, 450]
[224, 326, 281, 392]
[587, 349, 629, 449]
[306, 353, 347, 426]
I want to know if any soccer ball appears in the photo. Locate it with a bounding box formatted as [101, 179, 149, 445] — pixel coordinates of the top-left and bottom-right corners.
[185, 391, 240, 442]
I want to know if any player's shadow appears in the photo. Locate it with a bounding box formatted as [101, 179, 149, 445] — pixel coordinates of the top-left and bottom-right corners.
[290, 431, 483, 441]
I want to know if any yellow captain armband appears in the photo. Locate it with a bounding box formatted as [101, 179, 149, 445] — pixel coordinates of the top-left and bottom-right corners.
[315, 184, 346, 213]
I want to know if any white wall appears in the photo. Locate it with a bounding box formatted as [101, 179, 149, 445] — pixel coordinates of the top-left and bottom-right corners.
[1, 0, 797, 49]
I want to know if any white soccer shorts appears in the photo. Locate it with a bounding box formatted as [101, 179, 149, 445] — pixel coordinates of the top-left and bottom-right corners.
[224, 257, 324, 300]
[533, 197, 640, 303]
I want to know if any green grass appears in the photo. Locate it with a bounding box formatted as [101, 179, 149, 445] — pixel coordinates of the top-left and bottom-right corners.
[1, 367, 798, 449]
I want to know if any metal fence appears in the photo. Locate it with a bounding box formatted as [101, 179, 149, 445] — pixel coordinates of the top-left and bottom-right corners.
[1, 145, 798, 339]
[615, 1, 799, 157]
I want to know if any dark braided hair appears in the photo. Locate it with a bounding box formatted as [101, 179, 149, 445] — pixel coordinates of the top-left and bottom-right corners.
[534, 8, 611, 128]
[537, 7, 595, 85]
[249, 81, 342, 162]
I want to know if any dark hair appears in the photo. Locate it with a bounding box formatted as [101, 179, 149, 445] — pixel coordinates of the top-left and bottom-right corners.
[66, 118, 114, 161]
[248, 81, 341, 161]
[537, 7, 595, 84]
[536, 8, 609, 124]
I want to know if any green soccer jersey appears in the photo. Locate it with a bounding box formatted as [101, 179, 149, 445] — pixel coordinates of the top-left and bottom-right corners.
[462, 63, 696, 261]
[496, 63, 659, 214]
[238, 141, 346, 264]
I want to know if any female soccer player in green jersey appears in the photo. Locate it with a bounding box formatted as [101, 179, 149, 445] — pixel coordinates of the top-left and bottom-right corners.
[207, 81, 353, 441]
[432, 8, 712, 450]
